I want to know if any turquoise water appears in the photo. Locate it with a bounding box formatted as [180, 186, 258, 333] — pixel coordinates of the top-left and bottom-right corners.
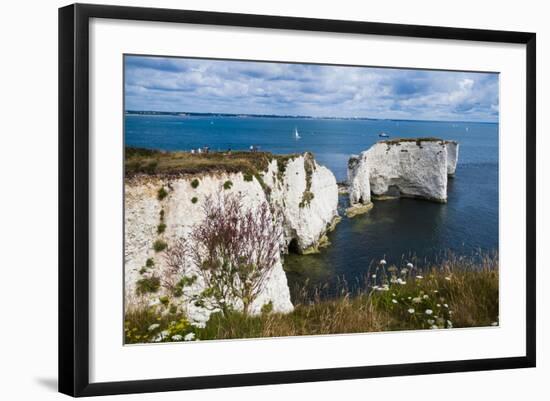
[125, 115, 499, 294]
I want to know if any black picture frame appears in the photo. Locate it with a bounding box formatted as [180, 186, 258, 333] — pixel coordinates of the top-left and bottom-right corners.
[59, 3, 536, 397]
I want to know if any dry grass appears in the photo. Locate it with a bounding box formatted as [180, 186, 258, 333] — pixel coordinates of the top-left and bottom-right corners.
[124, 147, 299, 177]
[124, 254, 498, 344]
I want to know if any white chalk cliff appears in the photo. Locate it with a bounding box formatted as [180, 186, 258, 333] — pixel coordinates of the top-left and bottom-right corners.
[348, 139, 459, 207]
[264, 153, 340, 253]
[446, 141, 459, 176]
[125, 153, 339, 324]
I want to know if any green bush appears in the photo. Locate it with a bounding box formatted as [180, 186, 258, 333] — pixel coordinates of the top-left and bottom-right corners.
[157, 223, 166, 234]
[223, 180, 233, 190]
[261, 301, 274, 314]
[139, 267, 147, 275]
[157, 187, 168, 200]
[159, 209, 165, 221]
[159, 295, 170, 306]
[191, 178, 200, 188]
[191, 197, 198, 204]
[243, 172, 253, 182]
[173, 275, 198, 297]
[136, 276, 160, 295]
[145, 258, 155, 268]
[153, 239, 167, 252]
[299, 191, 315, 208]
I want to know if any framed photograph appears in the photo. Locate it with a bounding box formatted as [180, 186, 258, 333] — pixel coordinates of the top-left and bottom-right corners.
[59, 3, 536, 397]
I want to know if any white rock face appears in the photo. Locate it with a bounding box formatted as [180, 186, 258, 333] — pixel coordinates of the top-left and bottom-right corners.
[446, 141, 459, 176]
[124, 153, 339, 323]
[265, 154, 339, 252]
[348, 139, 458, 205]
[348, 155, 372, 205]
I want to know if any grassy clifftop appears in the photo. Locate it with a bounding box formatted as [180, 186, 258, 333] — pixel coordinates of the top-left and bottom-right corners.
[125, 147, 300, 177]
[380, 137, 458, 147]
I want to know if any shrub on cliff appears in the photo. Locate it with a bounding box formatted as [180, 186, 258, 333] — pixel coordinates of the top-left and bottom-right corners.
[136, 276, 160, 295]
[157, 187, 168, 200]
[164, 193, 282, 317]
[153, 239, 167, 252]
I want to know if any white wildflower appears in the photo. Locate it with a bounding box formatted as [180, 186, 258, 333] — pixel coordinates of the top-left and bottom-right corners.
[397, 278, 406, 285]
[407, 263, 414, 268]
[447, 320, 453, 328]
[372, 274, 377, 279]
[427, 319, 435, 325]
[425, 309, 433, 315]
[416, 275, 424, 279]
[407, 308, 415, 314]
[407, 296, 412, 300]
[148, 323, 160, 331]
[191, 321, 206, 329]
[443, 304, 449, 308]
[184, 333, 196, 341]
[430, 325, 439, 329]
[412, 297, 422, 304]
[392, 299, 398, 304]
[423, 294, 429, 299]
[436, 304, 441, 307]
[445, 276, 452, 281]
[372, 285, 379, 290]
[432, 290, 439, 293]
[171, 334, 183, 341]
[401, 269, 408, 275]
[380, 259, 387, 265]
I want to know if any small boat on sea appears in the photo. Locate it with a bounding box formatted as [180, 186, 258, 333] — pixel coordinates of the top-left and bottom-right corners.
[379, 132, 390, 138]
[294, 127, 301, 140]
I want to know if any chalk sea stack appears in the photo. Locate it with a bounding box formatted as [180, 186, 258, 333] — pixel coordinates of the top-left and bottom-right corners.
[347, 138, 459, 216]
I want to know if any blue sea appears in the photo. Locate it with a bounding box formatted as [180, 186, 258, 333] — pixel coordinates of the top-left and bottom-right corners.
[125, 115, 499, 294]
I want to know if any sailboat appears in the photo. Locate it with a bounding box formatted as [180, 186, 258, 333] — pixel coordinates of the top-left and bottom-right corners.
[294, 127, 301, 140]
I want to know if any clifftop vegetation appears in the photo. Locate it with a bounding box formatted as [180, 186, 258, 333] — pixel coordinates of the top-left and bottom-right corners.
[125, 147, 301, 178]
[380, 137, 457, 147]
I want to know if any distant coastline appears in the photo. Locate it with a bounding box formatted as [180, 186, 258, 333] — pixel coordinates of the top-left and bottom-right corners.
[125, 110, 498, 125]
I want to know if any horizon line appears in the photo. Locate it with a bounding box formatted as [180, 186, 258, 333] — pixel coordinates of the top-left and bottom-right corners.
[125, 110, 499, 125]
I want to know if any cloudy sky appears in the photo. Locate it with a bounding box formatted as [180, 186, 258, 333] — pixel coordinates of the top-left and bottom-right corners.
[125, 56, 499, 122]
